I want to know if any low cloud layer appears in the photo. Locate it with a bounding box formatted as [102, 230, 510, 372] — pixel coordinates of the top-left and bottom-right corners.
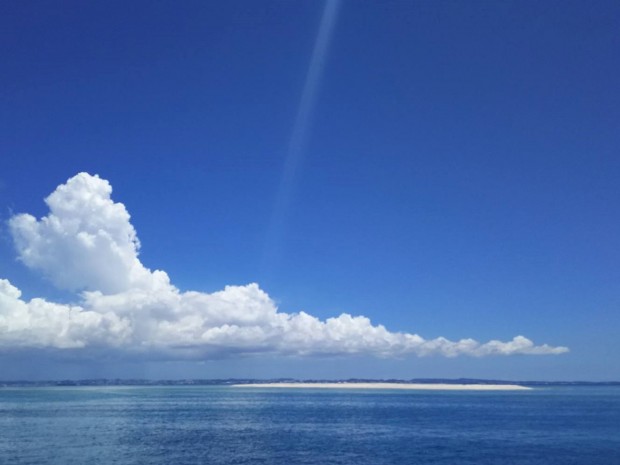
[1, 173, 568, 359]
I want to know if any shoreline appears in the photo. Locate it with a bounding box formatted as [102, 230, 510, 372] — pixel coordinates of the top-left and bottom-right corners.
[231, 382, 532, 391]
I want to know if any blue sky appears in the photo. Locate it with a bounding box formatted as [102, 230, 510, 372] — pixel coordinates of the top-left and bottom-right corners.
[1, 0, 618, 381]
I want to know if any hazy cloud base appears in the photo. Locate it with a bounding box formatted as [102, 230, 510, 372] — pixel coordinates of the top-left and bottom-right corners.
[1, 173, 568, 360]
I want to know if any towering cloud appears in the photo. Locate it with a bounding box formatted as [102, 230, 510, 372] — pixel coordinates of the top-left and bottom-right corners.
[1, 173, 569, 359]
[10, 173, 166, 294]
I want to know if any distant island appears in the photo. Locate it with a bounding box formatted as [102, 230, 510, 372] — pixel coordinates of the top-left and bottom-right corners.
[232, 382, 531, 390]
[1, 378, 618, 388]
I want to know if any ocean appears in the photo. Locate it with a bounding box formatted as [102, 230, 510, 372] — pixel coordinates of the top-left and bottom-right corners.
[1, 385, 618, 464]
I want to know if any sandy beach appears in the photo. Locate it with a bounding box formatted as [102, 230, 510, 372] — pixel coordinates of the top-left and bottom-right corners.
[232, 382, 531, 391]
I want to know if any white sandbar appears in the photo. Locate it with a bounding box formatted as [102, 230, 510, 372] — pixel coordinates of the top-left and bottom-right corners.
[231, 382, 531, 391]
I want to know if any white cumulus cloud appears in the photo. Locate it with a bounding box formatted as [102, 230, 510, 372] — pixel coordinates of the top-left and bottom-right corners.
[2, 173, 569, 359]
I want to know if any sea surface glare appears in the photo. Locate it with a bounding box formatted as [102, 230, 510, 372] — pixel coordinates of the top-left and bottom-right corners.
[1, 386, 619, 464]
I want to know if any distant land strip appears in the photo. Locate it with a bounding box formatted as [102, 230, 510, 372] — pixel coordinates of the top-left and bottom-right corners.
[1, 379, 619, 388]
[232, 382, 531, 391]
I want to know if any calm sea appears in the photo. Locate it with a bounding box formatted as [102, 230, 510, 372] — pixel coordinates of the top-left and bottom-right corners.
[0, 385, 618, 464]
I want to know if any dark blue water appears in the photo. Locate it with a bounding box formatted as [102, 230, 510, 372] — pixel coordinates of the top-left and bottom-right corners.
[1, 386, 619, 464]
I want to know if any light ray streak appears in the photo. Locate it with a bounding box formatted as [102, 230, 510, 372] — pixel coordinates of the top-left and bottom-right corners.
[262, 0, 342, 274]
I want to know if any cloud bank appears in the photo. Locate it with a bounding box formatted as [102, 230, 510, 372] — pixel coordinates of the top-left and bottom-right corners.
[1, 173, 568, 359]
